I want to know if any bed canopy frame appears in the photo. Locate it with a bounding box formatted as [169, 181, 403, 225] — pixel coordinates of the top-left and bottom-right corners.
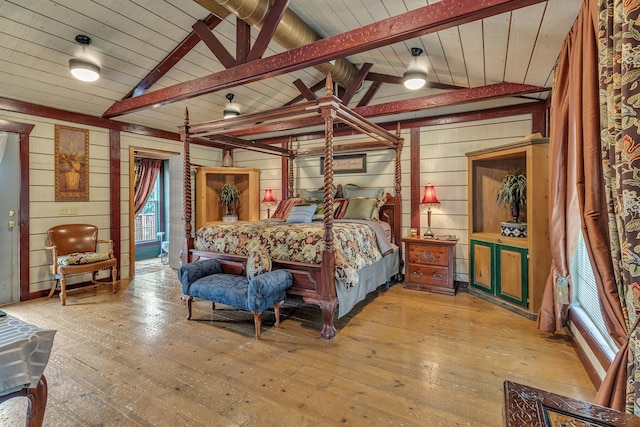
[179, 74, 403, 338]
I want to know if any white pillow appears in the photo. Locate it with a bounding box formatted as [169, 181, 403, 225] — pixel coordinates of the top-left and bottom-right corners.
[286, 204, 317, 223]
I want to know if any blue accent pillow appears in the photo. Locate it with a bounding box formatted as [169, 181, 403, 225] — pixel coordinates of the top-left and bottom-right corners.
[286, 204, 317, 223]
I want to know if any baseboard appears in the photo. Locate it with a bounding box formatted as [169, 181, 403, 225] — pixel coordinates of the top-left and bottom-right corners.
[468, 288, 537, 320]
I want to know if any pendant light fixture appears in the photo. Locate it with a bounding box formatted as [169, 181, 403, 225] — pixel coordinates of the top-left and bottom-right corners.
[403, 47, 427, 90]
[223, 93, 241, 119]
[69, 35, 101, 82]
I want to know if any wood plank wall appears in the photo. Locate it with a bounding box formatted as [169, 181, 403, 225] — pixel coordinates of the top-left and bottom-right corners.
[0, 110, 220, 293]
[236, 115, 532, 285]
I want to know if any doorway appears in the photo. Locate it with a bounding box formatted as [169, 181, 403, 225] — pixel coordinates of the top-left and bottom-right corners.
[129, 147, 181, 277]
[0, 132, 20, 304]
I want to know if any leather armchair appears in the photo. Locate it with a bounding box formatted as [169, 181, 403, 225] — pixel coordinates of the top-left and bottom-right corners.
[45, 224, 118, 305]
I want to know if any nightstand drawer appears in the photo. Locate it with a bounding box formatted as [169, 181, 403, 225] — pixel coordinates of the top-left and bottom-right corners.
[406, 264, 450, 287]
[407, 243, 449, 267]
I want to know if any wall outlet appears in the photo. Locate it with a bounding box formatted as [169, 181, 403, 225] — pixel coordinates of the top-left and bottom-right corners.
[58, 206, 78, 215]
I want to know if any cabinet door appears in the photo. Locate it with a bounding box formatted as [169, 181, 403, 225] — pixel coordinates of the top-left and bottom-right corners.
[470, 240, 495, 293]
[496, 244, 528, 307]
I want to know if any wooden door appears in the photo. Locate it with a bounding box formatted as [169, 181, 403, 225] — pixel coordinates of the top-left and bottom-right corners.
[496, 244, 528, 307]
[470, 240, 495, 293]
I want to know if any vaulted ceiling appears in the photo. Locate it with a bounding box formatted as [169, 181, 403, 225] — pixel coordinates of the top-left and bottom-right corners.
[0, 0, 582, 135]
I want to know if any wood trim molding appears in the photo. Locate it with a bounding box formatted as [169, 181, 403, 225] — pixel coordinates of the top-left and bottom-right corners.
[410, 128, 421, 232]
[0, 119, 34, 301]
[109, 129, 121, 280]
[568, 309, 612, 389]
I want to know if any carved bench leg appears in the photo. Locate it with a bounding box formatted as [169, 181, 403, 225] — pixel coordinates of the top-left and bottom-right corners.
[251, 311, 264, 339]
[273, 301, 284, 328]
[186, 296, 193, 320]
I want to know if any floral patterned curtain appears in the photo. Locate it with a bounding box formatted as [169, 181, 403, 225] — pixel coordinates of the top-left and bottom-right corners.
[594, 0, 640, 413]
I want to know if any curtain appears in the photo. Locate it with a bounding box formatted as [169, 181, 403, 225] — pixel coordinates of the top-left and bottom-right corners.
[133, 158, 162, 217]
[594, 0, 640, 413]
[537, 0, 603, 334]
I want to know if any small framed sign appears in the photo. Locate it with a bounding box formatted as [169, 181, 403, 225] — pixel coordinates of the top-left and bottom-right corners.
[320, 153, 366, 174]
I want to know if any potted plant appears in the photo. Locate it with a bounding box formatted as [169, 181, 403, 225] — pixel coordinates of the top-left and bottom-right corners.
[220, 184, 240, 222]
[496, 168, 527, 237]
[58, 151, 85, 190]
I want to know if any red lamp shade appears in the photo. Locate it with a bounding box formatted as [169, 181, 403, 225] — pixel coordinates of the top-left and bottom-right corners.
[420, 185, 439, 205]
[262, 188, 275, 203]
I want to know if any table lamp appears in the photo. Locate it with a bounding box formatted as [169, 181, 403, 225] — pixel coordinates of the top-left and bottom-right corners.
[420, 184, 439, 238]
[261, 188, 276, 218]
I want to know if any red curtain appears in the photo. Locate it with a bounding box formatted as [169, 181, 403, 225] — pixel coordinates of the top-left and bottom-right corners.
[133, 158, 162, 217]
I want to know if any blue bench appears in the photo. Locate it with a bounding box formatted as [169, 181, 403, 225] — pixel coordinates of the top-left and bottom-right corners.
[178, 258, 293, 339]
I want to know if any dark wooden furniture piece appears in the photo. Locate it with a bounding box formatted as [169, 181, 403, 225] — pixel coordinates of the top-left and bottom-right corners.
[0, 376, 48, 427]
[504, 381, 640, 426]
[180, 75, 403, 339]
[466, 139, 550, 318]
[45, 224, 118, 305]
[0, 315, 56, 427]
[402, 237, 457, 295]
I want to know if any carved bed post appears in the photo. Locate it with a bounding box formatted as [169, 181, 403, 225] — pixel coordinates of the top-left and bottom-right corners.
[182, 108, 194, 265]
[288, 137, 294, 199]
[394, 123, 404, 278]
[318, 74, 338, 339]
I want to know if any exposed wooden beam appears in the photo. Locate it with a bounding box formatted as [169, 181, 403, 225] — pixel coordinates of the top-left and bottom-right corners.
[193, 20, 236, 69]
[284, 79, 326, 105]
[251, 102, 547, 145]
[0, 96, 218, 148]
[123, 13, 225, 99]
[226, 83, 549, 137]
[247, 102, 546, 147]
[341, 63, 373, 106]
[354, 82, 548, 119]
[246, 0, 290, 63]
[357, 81, 382, 107]
[103, 0, 547, 118]
[293, 79, 317, 101]
[236, 18, 251, 65]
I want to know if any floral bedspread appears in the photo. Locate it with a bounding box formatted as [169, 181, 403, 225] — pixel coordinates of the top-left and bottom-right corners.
[194, 220, 384, 288]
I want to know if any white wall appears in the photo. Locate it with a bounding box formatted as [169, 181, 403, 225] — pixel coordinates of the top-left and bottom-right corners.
[234, 115, 533, 285]
[0, 110, 220, 293]
[1, 107, 533, 294]
[417, 115, 533, 283]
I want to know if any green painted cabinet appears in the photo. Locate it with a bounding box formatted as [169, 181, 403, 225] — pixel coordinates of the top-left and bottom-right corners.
[470, 239, 528, 308]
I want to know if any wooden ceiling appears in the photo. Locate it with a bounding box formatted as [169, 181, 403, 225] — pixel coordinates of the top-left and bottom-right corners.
[0, 0, 582, 134]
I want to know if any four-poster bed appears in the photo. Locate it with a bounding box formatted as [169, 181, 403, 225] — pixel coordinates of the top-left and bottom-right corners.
[179, 75, 403, 338]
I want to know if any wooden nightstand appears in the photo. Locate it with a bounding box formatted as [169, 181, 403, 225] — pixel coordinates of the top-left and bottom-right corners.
[402, 237, 457, 295]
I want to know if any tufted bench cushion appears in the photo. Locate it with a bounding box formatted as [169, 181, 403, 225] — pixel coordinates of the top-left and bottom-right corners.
[178, 258, 293, 338]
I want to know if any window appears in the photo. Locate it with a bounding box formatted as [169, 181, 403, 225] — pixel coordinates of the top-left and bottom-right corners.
[134, 176, 160, 243]
[571, 231, 618, 357]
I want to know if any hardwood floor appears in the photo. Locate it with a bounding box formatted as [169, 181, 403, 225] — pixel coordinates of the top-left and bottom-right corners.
[0, 269, 595, 426]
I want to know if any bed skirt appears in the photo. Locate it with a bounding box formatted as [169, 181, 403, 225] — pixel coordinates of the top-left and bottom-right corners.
[336, 244, 400, 318]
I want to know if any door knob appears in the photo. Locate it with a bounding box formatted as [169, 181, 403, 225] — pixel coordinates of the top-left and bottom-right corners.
[8, 220, 15, 229]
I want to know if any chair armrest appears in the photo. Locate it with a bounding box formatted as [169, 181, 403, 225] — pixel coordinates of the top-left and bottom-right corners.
[177, 259, 223, 294]
[44, 245, 59, 274]
[97, 239, 115, 258]
[248, 270, 293, 297]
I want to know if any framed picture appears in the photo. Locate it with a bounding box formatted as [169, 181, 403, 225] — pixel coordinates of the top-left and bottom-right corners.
[320, 153, 366, 174]
[55, 124, 89, 201]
